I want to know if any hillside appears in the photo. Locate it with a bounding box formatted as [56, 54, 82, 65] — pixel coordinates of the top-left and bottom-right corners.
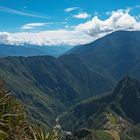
[60, 77, 140, 140]
[0, 55, 114, 128]
[1, 76, 140, 140]
[67, 31, 140, 80]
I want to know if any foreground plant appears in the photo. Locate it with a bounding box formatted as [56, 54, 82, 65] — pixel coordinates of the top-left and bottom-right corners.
[0, 81, 62, 140]
[0, 81, 32, 140]
[31, 127, 62, 140]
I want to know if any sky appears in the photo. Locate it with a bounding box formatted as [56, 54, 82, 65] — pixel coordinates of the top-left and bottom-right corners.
[0, 0, 140, 46]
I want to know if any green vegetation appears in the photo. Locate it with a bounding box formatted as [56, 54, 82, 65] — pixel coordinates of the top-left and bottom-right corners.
[120, 125, 140, 140]
[0, 54, 114, 128]
[0, 81, 62, 140]
[60, 77, 140, 140]
[0, 81, 31, 139]
[32, 128, 62, 140]
[93, 130, 115, 140]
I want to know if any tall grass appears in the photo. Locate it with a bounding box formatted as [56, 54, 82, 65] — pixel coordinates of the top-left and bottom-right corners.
[0, 81, 62, 140]
[0, 81, 32, 139]
[32, 127, 62, 140]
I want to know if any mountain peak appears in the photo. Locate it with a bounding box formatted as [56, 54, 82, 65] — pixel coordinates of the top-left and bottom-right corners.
[113, 76, 140, 96]
[120, 76, 132, 83]
[67, 30, 140, 54]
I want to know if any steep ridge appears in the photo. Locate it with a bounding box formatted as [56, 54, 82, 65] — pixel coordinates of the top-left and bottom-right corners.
[60, 77, 140, 140]
[59, 77, 140, 131]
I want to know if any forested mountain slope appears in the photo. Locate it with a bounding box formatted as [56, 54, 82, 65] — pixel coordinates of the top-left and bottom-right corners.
[0, 31, 140, 128]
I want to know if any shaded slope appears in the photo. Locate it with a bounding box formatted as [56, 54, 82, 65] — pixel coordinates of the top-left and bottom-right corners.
[68, 31, 140, 80]
[60, 77, 140, 131]
[0, 55, 114, 127]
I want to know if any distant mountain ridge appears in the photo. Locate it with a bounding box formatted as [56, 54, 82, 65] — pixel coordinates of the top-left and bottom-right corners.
[0, 44, 73, 57]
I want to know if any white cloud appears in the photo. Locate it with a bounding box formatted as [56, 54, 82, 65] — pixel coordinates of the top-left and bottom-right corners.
[73, 12, 90, 19]
[0, 32, 12, 44]
[22, 22, 67, 30]
[0, 9, 140, 47]
[0, 30, 93, 46]
[75, 9, 140, 37]
[64, 7, 79, 13]
[0, 6, 47, 19]
[106, 8, 131, 16]
[22, 23, 48, 30]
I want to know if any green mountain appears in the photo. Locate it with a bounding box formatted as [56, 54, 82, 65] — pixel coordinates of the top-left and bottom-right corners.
[0, 31, 140, 129]
[60, 77, 140, 140]
[0, 55, 113, 128]
[67, 31, 140, 80]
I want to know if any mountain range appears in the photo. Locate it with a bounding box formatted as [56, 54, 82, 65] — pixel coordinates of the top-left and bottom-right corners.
[0, 44, 73, 57]
[0, 30, 140, 138]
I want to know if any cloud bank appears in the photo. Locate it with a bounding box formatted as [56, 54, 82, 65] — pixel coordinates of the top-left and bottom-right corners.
[0, 10, 140, 46]
[0, 30, 93, 46]
[75, 10, 140, 36]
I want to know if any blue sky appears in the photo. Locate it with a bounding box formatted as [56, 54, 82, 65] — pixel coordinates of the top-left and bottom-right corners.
[0, 0, 140, 46]
[0, 0, 140, 31]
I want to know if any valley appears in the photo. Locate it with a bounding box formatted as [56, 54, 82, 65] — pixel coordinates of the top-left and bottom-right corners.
[1, 0, 140, 139]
